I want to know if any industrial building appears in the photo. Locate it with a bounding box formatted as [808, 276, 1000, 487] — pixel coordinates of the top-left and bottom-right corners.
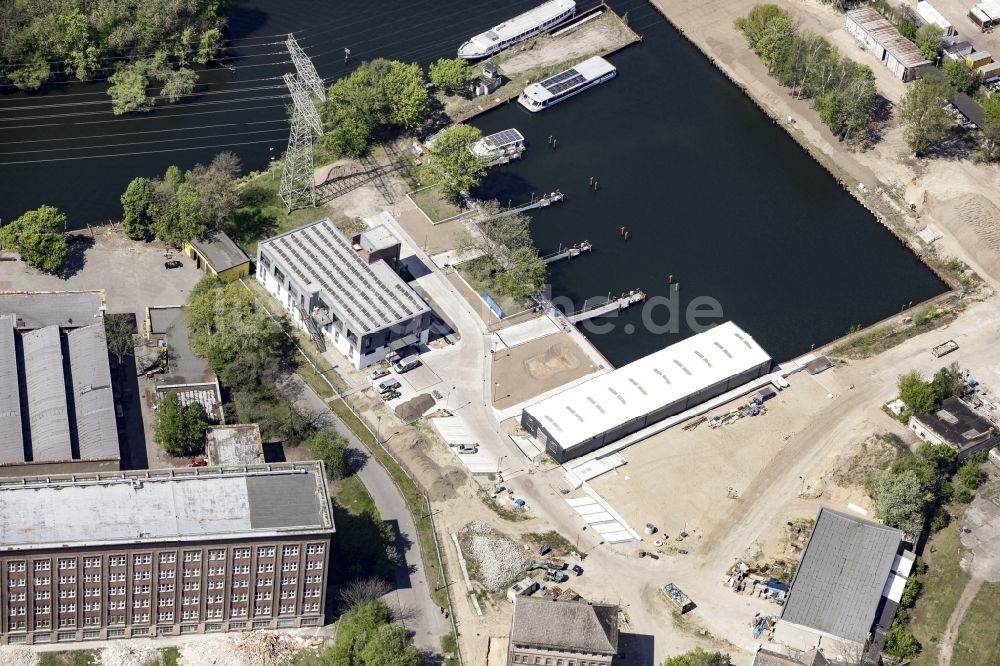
[182, 231, 251, 283]
[915, 1, 955, 36]
[520, 322, 772, 463]
[909, 396, 998, 459]
[0, 291, 120, 476]
[507, 596, 619, 666]
[257, 218, 432, 369]
[845, 8, 932, 81]
[0, 462, 334, 645]
[772, 508, 913, 665]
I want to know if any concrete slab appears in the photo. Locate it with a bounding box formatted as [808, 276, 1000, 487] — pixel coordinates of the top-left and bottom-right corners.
[492, 315, 561, 350]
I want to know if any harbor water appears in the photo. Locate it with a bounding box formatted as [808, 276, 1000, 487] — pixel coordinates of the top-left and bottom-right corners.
[0, 0, 946, 364]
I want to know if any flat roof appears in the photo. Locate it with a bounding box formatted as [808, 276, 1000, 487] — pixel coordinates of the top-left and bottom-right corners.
[912, 397, 996, 450]
[147, 305, 184, 336]
[780, 508, 903, 643]
[511, 597, 618, 654]
[0, 316, 23, 462]
[189, 231, 250, 272]
[0, 463, 334, 551]
[259, 218, 430, 336]
[847, 8, 931, 68]
[358, 224, 399, 253]
[0, 290, 104, 330]
[22, 326, 72, 462]
[469, 0, 575, 49]
[205, 424, 264, 466]
[523, 322, 771, 450]
[522, 56, 616, 104]
[67, 324, 119, 460]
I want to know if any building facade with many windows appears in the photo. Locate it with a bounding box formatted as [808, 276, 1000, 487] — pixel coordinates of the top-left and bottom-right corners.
[0, 463, 334, 645]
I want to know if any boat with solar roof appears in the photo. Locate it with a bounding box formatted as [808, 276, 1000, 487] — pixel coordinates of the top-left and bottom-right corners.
[517, 56, 616, 112]
[470, 128, 526, 165]
[457, 0, 577, 60]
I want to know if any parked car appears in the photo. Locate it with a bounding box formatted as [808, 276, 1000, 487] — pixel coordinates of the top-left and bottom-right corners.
[392, 354, 421, 373]
[164, 260, 183, 269]
[456, 443, 478, 454]
[571, 564, 584, 576]
[369, 367, 390, 382]
[375, 377, 401, 394]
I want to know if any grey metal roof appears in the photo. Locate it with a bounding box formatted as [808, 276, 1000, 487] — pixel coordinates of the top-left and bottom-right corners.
[21, 326, 72, 462]
[0, 315, 23, 462]
[205, 424, 264, 466]
[0, 463, 335, 551]
[0, 290, 103, 329]
[847, 8, 931, 69]
[259, 218, 430, 336]
[189, 231, 250, 272]
[67, 324, 119, 460]
[511, 597, 619, 654]
[780, 508, 903, 643]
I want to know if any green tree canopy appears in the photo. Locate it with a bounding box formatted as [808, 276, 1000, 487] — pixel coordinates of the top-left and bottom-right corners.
[662, 648, 733, 666]
[498, 247, 548, 298]
[870, 468, 932, 535]
[930, 363, 965, 404]
[898, 370, 937, 414]
[121, 177, 155, 240]
[103, 312, 136, 366]
[321, 601, 420, 666]
[0, 205, 68, 273]
[915, 23, 944, 61]
[143, 152, 241, 245]
[308, 430, 352, 480]
[733, 4, 788, 48]
[979, 94, 1000, 161]
[154, 391, 209, 456]
[429, 57, 474, 94]
[900, 75, 953, 155]
[420, 124, 487, 202]
[941, 59, 982, 95]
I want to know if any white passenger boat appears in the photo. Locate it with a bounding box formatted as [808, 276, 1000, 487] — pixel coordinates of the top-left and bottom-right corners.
[458, 0, 577, 60]
[470, 128, 526, 165]
[517, 56, 616, 112]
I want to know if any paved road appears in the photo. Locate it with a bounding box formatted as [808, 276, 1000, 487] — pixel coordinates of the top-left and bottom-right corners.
[283, 373, 450, 654]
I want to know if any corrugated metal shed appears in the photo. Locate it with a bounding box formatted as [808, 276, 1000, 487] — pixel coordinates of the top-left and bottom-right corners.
[0, 315, 24, 462]
[0, 291, 103, 329]
[67, 324, 119, 460]
[847, 8, 930, 68]
[21, 326, 72, 462]
[780, 508, 903, 642]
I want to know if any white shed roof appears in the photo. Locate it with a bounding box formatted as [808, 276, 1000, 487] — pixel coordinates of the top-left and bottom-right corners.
[523, 322, 770, 450]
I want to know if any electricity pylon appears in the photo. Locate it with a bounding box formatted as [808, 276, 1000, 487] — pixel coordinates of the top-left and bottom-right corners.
[279, 36, 325, 212]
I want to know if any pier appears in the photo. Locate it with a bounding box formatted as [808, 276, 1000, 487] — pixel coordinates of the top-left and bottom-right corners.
[494, 190, 565, 220]
[567, 289, 646, 323]
[542, 241, 592, 265]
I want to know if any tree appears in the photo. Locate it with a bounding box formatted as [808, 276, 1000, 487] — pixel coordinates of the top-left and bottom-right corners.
[899, 19, 918, 41]
[321, 106, 375, 158]
[429, 58, 473, 94]
[941, 59, 981, 94]
[154, 392, 209, 456]
[662, 648, 733, 666]
[121, 177, 155, 239]
[197, 29, 223, 65]
[898, 370, 936, 414]
[978, 94, 1000, 161]
[57, 8, 99, 81]
[339, 579, 392, 612]
[900, 75, 953, 155]
[498, 247, 548, 298]
[420, 124, 487, 201]
[357, 623, 422, 666]
[159, 67, 197, 102]
[107, 60, 154, 115]
[381, 61, 429, 128]
[733, 4, 788, 48]
[956, 458, 986, 491]
[870, 469, 931, 535]
[755, 14, 795, 72]
[931, 363, 964, 403]
[915, 23, 944, 61]
[453, 201, 534, 269]
[322, 601, 420, 666]
[885, 617, 921, 660]
[308, 430, 352, 480]
[0, 205, 68, 273]
[103, 313, 136, 366]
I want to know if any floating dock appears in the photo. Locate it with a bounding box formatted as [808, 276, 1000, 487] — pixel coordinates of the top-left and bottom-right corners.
[567, 289, 645, 323]
[542, 241, 592, 265]
[494, 190, 565, 220]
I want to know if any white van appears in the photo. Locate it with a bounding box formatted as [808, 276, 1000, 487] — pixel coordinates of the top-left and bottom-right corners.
[375, 377, 401, 394]
[392, 354, 421, 373]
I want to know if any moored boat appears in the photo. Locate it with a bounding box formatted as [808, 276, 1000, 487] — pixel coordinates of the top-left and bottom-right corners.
[517, 56, 616, 112]
[457, 0, 576, 60]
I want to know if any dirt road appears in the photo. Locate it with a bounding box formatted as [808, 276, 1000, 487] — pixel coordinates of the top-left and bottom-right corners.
[938, 577, 983, 666]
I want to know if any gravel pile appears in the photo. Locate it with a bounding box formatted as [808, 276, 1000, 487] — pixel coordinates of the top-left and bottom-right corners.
[464, 521, 526, 590]
[0, 646, 38, 666]
[101, 641, 159, 666]
[235, 631, 310, 666]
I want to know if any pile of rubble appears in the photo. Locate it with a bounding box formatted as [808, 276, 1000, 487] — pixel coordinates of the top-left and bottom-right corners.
[235, 631, 321, 666]
[101, 641, 159, 666]
[463, 521, 526, 590]
[0, 646, 38, 666]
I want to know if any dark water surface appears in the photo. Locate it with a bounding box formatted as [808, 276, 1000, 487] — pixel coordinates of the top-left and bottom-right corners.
[0, 0, 945, 364]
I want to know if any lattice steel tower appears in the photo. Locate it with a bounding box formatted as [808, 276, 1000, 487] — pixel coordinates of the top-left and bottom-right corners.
[279, 35, 326, 212]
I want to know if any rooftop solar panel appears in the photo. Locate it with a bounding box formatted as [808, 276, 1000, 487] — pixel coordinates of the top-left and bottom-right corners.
[543, 72, 586, 95]
[485, 128, 524, 148]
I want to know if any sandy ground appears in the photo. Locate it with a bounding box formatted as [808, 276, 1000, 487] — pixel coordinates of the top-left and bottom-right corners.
[491, 331, 599, 409]
[499, 13, 636, 77]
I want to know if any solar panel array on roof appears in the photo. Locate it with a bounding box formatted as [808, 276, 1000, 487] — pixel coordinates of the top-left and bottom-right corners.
[484, 128, 525, 149]
[0, 315, 23, 462]
[22, 326, 72, 462]
[260, 218, 430, 336]
[67, 324, 119, 460]
[542, 68, 586, 94]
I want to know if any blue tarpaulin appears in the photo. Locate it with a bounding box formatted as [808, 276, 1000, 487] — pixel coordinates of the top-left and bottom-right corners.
[481, 292, 506, 319]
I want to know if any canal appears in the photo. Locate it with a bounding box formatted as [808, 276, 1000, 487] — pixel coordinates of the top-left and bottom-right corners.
[0, 0, 946, 364]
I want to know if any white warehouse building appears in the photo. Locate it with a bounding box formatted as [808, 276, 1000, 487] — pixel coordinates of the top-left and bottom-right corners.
[257, 218, 433, 369]
[520, 322, 772, 463]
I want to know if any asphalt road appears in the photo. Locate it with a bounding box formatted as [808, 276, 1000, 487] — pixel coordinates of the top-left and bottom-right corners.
[282, 373, 450, 654]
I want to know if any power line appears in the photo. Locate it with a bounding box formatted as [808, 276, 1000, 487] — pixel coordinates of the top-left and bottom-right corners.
[0, 127, 287, 156]
[0, 119, 287, 147]
[0, 137, 285, 166]
[0, 101, 290, 131]
[0, 82, 288, 112]
[0, 74, 287, 103]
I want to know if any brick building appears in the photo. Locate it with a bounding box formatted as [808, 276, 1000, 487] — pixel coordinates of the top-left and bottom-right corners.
[0, 463, 334, 646]
[508, 596, 619, 666]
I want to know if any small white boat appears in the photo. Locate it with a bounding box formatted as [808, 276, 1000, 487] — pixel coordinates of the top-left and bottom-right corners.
[458, 0, 577, 60]
[517, 56, 616, 112]
[470, 128, 526, 165]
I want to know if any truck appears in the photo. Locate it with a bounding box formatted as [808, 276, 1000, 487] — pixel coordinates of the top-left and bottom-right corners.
[932, 340, 959, 358]
[660, 583, 695, 614]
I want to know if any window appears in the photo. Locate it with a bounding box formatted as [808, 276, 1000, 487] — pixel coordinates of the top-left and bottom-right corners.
[257, 547, 275, 558]
[183, 581, 200, 591]
[133, 554, 151, 565]
[159, 569, 175, 579]
[233, 565, 250, 575]
[35, 606, 50, 615]
[34, 577, 50, 586]
[34, 561, 51, 572]
[282, 546, 300, 557]
[84, 588, 100, 598]
[83, 602, 100, 612]
[158, 584, 175, 593]
[208, 566, 225, 576]
[234, 548, 251, 559]
[183, 595, 200, 605]
[8, 592, 25, 602]
[8, 561, 25, 572]
[184, 568, 200, 578]
[254, 606, 271, 616]
[8, 578, 25, 587]
[58, 617, 76, 628]
[58, 576, 76, 585]
[133, 571, 150, 581]
[257, 579, 273, 588]
[281, 562, 298, 572]
[182, 609, 199, 620]
[273, 266, 285, 282]
[158, 598, 174, 607]
[280, 604, 296, 614]
[110, 586, 126, 596]
[209, 550, 226, 561]
[58, 589, 76, 599]
[83, 574, 100, 583]
[306, 561, 323, 570]
[184, 552, 202, 562]
[257, 563, 274, 573]
[281, 577, 297, 586]
[255, 592, 272, 601]
[232, 593, 248, 602]
[159, 553, 176, 564]
[231, 607, 246, 617]
[58, 604, 75, 613]
[109, 555, 126, 567]
[307, 544, 324, 555]
[133, 613, 150, 624]
[57, 559, 76, 570]
[280, 590, 296, 599]
[133, 585, 150, 595]
[35, 591, 51, 600]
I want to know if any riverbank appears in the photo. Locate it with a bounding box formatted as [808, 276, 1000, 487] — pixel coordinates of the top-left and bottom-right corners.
[646, 0, 1000, 298]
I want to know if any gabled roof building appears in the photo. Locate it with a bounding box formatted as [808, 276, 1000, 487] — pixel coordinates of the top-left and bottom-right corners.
[508, 596, 619, 666]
